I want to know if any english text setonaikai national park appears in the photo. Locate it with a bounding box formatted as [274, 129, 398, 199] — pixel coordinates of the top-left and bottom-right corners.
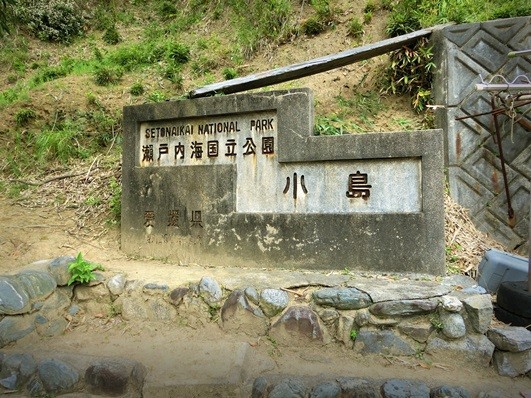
[0, 1, 529, 397]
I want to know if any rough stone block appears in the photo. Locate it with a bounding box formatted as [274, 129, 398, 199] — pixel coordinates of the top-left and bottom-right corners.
[336, 377, 381, 397]
[312, 287, 371, 310]
[369, 298, 439, 317]
[425, 335, 495, 367]
[47, 256, 75, 286]
[381, 379, 430, 398]
[107, 274, 126, 296]
[221, 290, 268, 336]
[85, 358, 146, 397]
[440, 311, 466, 339]
[0, 314, 37, 347]
[354, 328, 419, 356]
[398, 319, 434, 343]
[269, 378, 308, 398]
[38, 358, 79, 394]
[487, 326, 531, 352]
[462, 294, 493, 334]
[270, 306, 330, 346]
[260, 289, 289, 317]
[310, 381, 341, 398]
[492, 349, 531, 377]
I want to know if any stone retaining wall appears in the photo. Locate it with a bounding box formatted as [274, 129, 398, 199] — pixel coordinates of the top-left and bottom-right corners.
[0, 256, 530, 396]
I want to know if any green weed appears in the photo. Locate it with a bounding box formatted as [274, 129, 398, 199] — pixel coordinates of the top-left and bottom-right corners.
[163, 65, 184, 88]
[148, 91, 166, 103]
[0, 35, 29, 73]
[429, 313, 443, 331]
[67, 252, 104, 285]
[84, 195, 102, 206]
[85, 92, 102, 108]
[314, 115, 345, 136]
[350, 329, 358, 341]
[35, 121, 89, 164]
[347, 17, 364, 39]
[32, 64, 71, 85]
[222, 67, 238, 80]
[191, 56, 217, 76]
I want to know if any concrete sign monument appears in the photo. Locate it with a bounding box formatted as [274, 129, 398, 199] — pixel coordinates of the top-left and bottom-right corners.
[122, 88, 445, 274]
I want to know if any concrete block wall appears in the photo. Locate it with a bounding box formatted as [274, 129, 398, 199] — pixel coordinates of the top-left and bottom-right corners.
[433, 17, 530, 254]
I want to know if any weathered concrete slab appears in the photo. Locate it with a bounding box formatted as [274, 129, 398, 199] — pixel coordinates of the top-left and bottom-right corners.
[122, 88, 445, 274]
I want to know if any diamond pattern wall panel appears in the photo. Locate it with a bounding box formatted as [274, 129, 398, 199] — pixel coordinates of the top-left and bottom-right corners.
[436, 17, 531, 254]
[446, 108, 491, 165]
[462, 30, 510, 73]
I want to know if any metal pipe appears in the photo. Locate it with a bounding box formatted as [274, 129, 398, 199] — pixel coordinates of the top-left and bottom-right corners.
[490, 97, 515, 227]
[476, 83, 531, 92]
[508, 49, 531, 58]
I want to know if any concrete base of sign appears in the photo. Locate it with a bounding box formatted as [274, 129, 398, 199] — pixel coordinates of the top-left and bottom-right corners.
[122, 88, 445, 274]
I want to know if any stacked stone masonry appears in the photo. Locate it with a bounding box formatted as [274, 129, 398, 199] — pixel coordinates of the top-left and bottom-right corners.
[0, 256, 530, 397]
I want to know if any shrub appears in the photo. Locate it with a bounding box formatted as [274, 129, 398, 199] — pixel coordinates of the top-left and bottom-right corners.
[130, 82, 145, 96]
[14, 108, 36, 126]
[158, 1, 177, 19]
[94, 66, 123, 86]
[102, 25, 121, 45]
[166, 42, 190, 64]
[301, 17, 326, 36]
[22, 0, 85, 43]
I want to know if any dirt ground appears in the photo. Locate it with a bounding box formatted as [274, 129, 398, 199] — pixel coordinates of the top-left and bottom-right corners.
[0, 196, 529, 397]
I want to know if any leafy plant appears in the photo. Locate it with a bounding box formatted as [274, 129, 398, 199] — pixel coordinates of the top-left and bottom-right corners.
[429, 313, 443, 331]
[382, 37, 434, 112]
[163, 64, 184, 88]
[32, 64, 71, 85]
[350, 329, 358, 341]
[67, 252, 104, 285]
[0, 0, 16, 36]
